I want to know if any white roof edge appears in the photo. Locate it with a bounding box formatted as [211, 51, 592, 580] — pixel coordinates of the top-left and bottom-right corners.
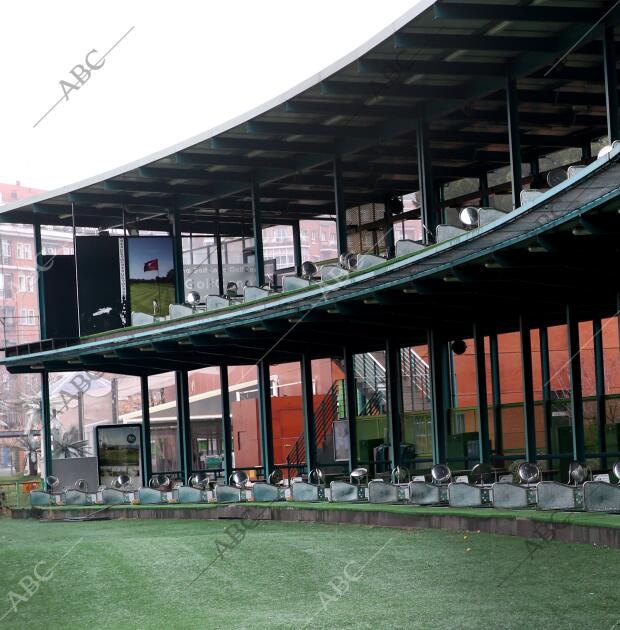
[0, 1, 435, 218]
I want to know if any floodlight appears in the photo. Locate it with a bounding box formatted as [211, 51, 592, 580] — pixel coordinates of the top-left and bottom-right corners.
[45, 475, 60, 491]
[149, 474, 170, 490]
[186, 291, 201, 305]
[225, 281, 239, 298]
[230, 471, 249, 488]
[451, 339, 467, 355]
[112, 474, 132, 490]
[459, 206, 479, 228]
[546, 168, 568, 188]
[309, 468, 325, 485]
[268, 469, 282, 485]
[339, 252, 358, 271]
[301, 260, 318, 280]
[568, 461, 587, 485]
[190, 472, 210, 489]
[74, 479, 88, 492]
[350, 467, 368, 485]
[391, 466, 409, 484]
[613, 461, 620, 483]
[471, 462, 493, 484]
[518, 462, 540, 485]
[431, 464, 451, 484]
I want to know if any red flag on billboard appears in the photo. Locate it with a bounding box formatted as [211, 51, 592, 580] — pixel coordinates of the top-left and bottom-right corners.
[144, 259, 159, 272]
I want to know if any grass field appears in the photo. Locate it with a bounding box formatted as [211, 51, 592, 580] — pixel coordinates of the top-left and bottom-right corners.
[129, 281, 175, 315]
[0, 518, 618, 629]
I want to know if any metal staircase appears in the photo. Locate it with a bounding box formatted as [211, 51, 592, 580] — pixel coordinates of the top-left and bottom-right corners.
[284, 348, 431, 473]
[285, 380, 341, 476]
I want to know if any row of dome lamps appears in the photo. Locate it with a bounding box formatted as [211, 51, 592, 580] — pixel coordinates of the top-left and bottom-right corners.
[130, 142, 618, 327]
[29, 460, 620, 513]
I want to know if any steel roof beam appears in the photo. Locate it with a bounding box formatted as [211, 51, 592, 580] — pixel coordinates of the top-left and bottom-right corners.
[394, 33, 560, 53]
[432, 3, 602, 23]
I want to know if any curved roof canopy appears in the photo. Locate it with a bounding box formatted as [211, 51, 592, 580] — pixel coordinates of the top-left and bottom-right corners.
[1, 0, 619, 234]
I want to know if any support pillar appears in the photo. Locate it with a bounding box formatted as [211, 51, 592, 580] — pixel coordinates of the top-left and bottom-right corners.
[343, 348, 358, 471]
[428, 330, 449, 464]
[32, 222, 46, 340]
[257, 360, 273, 479]
[416, 116, 436, 243]
[473, 325, 491, 463]
[215, 210, 224, 295]
[489, 334, 503, 457]
[385, 339, 403, 467]
[251, 179, 265, 286]
[383, 198, 395, 258]
[479, 170, 489, 207]
[333, 155, 348, 256]
[519, 315, 537, 462]
[171, 207, 185, 304]
[301, 354, 316, 474]
[566, 305, 585, 462]
[140, 375, 152, 484]
[506, 77, 522, 209]
[603, 25, 619, 142]
[539, 327, 553, 457]
[40, 371, 53, 484]
[593, 318, 607, 470]
[292, 222, 303, 276]
[220, 366, 233, 480]
[176, 370, 192, 480]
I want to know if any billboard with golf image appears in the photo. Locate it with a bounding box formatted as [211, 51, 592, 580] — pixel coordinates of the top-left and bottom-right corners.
[127, 237, 176, 318]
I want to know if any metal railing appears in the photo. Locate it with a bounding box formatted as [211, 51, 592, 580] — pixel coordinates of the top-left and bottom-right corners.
[285, 380, 341, 475]
[0, 480, 41, 508]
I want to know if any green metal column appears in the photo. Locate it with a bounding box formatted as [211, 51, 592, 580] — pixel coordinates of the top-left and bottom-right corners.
[343, 347, 358, 471]
[140, 375, 152, 484]
[593, 318, 607, 470]
[257, 360, 273, 479]
[32, 222, 47, 340]
[333, 155, 348, 256]
[416, 116, 436, 243]
[489, 333, 503, 457]
[219, 366, 233, 480]
[566, 305, 585, 462]
[170, 207, 185, 304]
[530, 156, 541, 188]
[603, 25, 620, 142]
[292, 221, 303, 276]
[473, 325, 491, 463]
[300, 354, 316, 474]
[385, 338, 403, 467]
[506, 77, 522, 209]
[251, 179, 265, 286]
[40, 371, 53, 484]
[383, 198, 395, 258]
[479, 170, 489, 207]
[215, 210, 224, 295]
[175, 370, 192, 480]
[428, 330, 449, 464]
[519, 315, 537, 462]
[539, 327, 553, 457]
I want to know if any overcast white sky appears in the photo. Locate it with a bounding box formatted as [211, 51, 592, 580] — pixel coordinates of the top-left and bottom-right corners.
[0, 1, 420, 192]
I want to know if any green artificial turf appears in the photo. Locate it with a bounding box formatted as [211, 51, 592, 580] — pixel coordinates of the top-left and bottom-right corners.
[0, 517, 618, 629]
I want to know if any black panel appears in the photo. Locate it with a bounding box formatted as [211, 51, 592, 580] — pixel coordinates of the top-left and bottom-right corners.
[42, 255, 78, 339]
[76, 236, 128, 334]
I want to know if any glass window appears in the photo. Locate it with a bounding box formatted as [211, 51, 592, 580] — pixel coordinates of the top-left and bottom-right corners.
[188, 367, 223, 478]
[311, 358, 348, 474]
[228, 364, 262, 479]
